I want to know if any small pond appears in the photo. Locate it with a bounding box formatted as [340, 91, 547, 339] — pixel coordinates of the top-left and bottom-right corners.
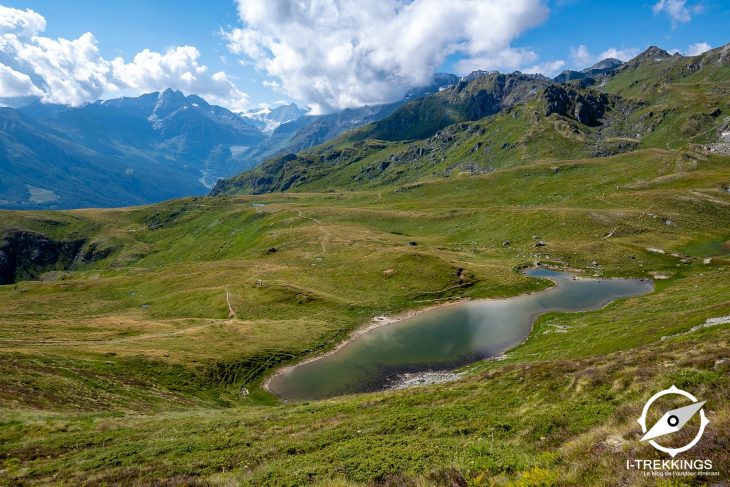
[268, 268, 653, 401]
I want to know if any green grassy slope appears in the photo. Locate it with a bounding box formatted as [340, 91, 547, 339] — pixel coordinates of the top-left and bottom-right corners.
[1, 143, 729, 484]
[2, 44, 730, 486]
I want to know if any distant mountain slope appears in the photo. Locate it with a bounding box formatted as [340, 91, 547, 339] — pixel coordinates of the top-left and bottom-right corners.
[213, 43, 730, 197]
[1, 74, 461, 210]
[352, 72, 551, 141]
[236, 73, 460, 167]
[1, 90, 266, 209]
[0, 107, 203, 208]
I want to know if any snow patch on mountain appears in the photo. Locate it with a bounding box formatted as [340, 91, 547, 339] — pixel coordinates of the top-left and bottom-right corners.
[240, 103, 310, 134]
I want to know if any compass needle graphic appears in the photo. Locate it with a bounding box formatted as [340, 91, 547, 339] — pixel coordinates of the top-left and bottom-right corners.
[641, 401, 706, 442]
[637, 386, 709, 457]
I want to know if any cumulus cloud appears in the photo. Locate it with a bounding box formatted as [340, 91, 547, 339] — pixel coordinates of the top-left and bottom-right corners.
[569, 45, 640, 69]
[522, 59, 566, 77]
[598, 47, 641, 62]
[0, 5, 249, 109]
[226, 0, 553, 113]
[0, 6, 45, 36]
[0, 62, 43, 97]
[686, 42, 711, 56]
[570, 45, 593, 67]
[652, 0, 702, 28]
[110, 47, 249, 109]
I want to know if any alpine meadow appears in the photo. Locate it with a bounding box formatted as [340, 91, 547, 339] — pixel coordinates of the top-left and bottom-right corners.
[0, 1, 729, 486]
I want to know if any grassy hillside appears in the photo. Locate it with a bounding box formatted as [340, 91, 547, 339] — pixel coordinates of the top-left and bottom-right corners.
[1, 142, 729, 484]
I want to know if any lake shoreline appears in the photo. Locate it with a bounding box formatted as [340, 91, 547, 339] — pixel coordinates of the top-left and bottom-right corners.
[263, 268, 653, 399]
[262, 297, 472, 396]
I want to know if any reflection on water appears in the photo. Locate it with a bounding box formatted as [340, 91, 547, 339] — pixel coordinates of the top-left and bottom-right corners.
[268, 268, 653, 401]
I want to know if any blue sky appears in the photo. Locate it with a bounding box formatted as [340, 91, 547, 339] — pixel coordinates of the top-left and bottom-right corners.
[0, 0, 728, 113]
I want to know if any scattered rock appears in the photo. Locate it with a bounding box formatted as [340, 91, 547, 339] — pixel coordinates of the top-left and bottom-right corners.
[239, 387, 249, 397]
[646, 247, 665, 254]
[603, 434, 627, 453]
[662, 314, 730, 341]
[382, 268, 396, 277]
[703, 258, 712, 264]
[409, 241, 418, 246]
[543, 323, 569, 334]
[535, 240, 547, 247]
[266, 247, 277, 254]
[456, 268, 471, 284]
[502, 240, 511, 246]
[387, 371, 462, 390]
[649, 271, 671, 280]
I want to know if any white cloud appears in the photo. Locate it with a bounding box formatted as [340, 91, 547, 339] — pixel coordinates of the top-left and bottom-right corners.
[226, 0, 552, 113]
[0, 6, 45, 36]
[652, 0, 701, 27]
[686, 42, 711, 56]
[598, 47, 641, 62]
[0, 62, 42, 97]
[0, 6, 250, 110]
[110, 47, 249, 110]
[570, 45, 593, 67]
[567, 45, 640, 70]
[522, 59, 566, 77]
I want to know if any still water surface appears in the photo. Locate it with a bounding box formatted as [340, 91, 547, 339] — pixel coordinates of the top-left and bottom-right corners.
[268, 268, 653, 401]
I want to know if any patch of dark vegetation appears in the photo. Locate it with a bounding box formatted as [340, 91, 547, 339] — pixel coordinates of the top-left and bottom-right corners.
[0, 353, 219, 411]
[427, 468, 468, 487]
[79, 241, 117, 263]
[202, 352, 296, 386]
[375, 474, 418, 486]
[0, 230, 85, 284]
[144, 201, 200, 230]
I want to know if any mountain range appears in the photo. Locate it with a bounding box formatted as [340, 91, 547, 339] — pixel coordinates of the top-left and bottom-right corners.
[1, 89, 265, 209]
[212, 44, 730, 196]
[0, 74, 459, 209]
[3, 46, 728, 209]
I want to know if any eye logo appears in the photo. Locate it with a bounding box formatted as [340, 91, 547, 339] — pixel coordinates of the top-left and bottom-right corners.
[638, 385, 709, 457]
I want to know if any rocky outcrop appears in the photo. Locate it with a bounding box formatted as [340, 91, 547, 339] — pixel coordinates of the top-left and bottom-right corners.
[543, 85, 610, 126]
[0, 230, 85, 284]
[626, 46, 673, 67]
